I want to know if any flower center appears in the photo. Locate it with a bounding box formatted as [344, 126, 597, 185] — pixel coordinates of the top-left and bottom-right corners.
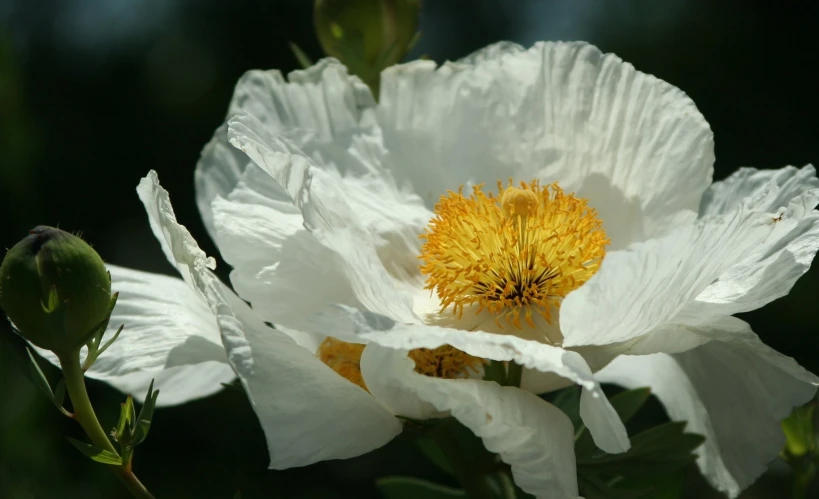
[419, 180, 608, 329]
[317, 337, 484, 390]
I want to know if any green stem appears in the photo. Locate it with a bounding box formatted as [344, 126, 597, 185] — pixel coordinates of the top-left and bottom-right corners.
[792, 457, 816, 499]
[484, 360, 507, 385]
[505, 361, 523, 388]
[59, 352, 156, 499]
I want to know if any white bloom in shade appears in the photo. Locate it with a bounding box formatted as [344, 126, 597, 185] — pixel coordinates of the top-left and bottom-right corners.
[192, 41, 819, 498]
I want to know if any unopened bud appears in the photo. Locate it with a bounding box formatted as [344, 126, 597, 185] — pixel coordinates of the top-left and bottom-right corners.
[0, 226, 112, 354]
[314, 0, 421, 95]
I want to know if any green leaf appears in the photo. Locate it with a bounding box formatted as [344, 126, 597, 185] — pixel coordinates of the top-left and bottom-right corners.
[67, 437, 122, 465]
[288, 42, 313, 69]
[416, 438, 454, 475]
[578, 475, 653, 499]
[25, 347, 54, 400]
[549, 386, 582, 432]
[376, 477, 465, 499]
[578, 422, 704, 475]
[51, 378, 72, 416]
[97, 324, 123, 358]
[610, 388, 652, 424]
[133, 379, 159, 446]
[576, 388, 652, 456]
[116, 395, 134, 440]
[577, 421, 702, 499]
[616, 469, 687, 499]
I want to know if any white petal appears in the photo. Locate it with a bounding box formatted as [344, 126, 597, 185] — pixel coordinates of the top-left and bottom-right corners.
[36, 264, 234, 406]
[140, 170, 402, 467]
[378, 41, 714, 247]
[195, 123, 252, 243]
[388, 353, 580, 498]
[359, 343, 440, 420]
[311, 304, 629, 454]
[215, 280, 403, 468]
[561, 200, 777, 347]
[227, 60, 375, 145]
[597, 320, 818, 497]
[137, 171, 216, 285]
[699, 165, 819, 217]
[681, 165, 819, 321]
[196, 60, 382, 242]
[224, 112, 418, 324]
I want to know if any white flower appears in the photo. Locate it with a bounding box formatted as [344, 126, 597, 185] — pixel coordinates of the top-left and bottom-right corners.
[100, 41, 818, 498]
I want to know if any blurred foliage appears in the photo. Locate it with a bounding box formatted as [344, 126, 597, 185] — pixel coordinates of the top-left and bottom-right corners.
[1, 0, 818, 498]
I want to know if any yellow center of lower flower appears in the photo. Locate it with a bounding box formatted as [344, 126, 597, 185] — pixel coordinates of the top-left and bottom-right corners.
[419, 180, 608, 329]
[317, 337, 485, 391]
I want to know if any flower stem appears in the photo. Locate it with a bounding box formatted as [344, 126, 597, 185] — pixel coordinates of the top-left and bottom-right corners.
[505, 361, 523, 388]
[791, 457, 816, 499]
[59, 352, 156, 499]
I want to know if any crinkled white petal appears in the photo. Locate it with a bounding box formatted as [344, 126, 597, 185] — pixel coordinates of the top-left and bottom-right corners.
[680, 165, 819, 321]
[378, 41, 714, 247]
[311, 304, 629, 454]
[35, 264, 234, 406]
[386, 348, 580, 499]
[196, 60, 376, 239]
[141, 170, 403, 468]
[561, 194, 780, 348]
[597, 318, 818, 498]
[196, 59, 436, 266]
[137, 172, 216, 286]
[224, 112, 419, 324]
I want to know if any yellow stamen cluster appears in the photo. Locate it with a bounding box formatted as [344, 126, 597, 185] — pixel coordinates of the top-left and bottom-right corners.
[419, 180, 608, 329]
[317, 338, 484, 390]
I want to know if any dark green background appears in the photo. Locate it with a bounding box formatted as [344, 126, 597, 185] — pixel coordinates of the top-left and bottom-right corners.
[1, 1, 817, 497]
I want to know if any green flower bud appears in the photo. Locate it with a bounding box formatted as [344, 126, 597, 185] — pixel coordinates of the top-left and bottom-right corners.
[314, 0, 421, 95]
[0, 226, 112, 354]
[782, 402, 817, 459]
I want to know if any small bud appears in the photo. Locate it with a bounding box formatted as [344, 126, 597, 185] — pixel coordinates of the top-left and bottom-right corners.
[314, 0, 421, 95]
[0, 226, 112, 354]
[782, 402, 817, 459]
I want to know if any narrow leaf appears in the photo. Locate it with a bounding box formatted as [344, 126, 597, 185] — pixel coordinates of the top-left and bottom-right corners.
[376, 476, 465, 499]
[25, 347, 54, 400]
[115, 395, 134, 441]
[52, 378, 72, 416]
[96, 324, 124, 358]
[288, 42, 313, 69]
[67, 437, 122, 465]
[134, 380, 159, 445]
[416, 438, 454, 475]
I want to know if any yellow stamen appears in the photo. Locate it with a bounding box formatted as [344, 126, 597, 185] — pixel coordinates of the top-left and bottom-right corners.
[317, 338, 367, 389]
[317, 337, 484, 390]
[419, 180, 608, 329]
